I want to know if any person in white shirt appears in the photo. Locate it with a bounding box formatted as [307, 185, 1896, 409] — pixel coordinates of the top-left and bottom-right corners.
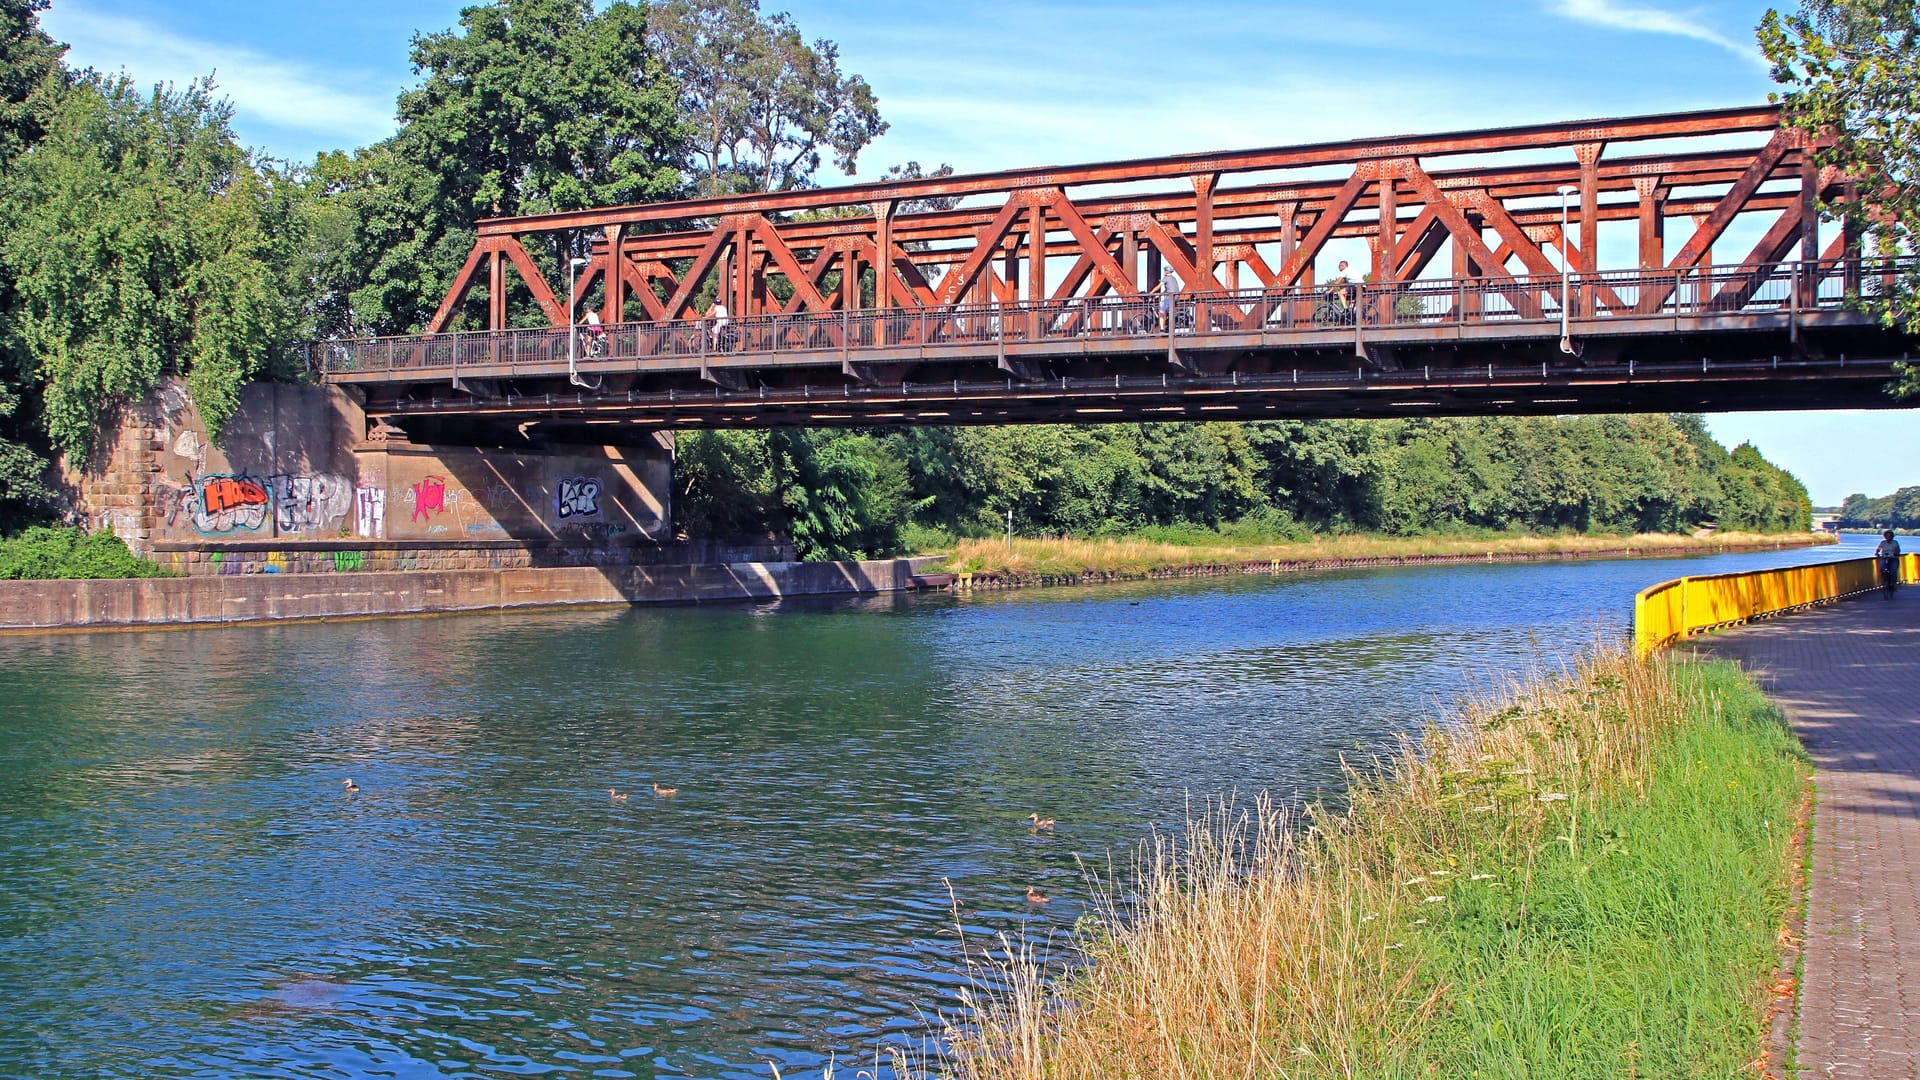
[1876, 529, 1903, 597]
[581, 308, 605, 355]
[709, 301, 731, 348]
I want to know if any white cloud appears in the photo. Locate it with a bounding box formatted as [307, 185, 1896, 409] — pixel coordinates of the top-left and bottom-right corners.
[1545, 0, 1767, 66]
[41, 6, 397, 151]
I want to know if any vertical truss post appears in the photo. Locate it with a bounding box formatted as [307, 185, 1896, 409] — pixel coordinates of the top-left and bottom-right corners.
[1634, 177, 1665, 269]
[1122, 224, 1139, 295]
[1692, 214, 1714, 301]
[1799, 156, 1821, 308]
[488, 245, 506, 332]
[1576, 142, 1604, 273]
[874, 199, 895, 346]
[1193, 173, 1217, 293]
[1842, 180, 1862, 297]
[603, 224, 624, 326]
[1375, 169, 1398, 283]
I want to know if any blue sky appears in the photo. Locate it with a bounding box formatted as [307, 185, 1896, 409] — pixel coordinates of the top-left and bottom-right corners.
[35, 0, 1918, 505]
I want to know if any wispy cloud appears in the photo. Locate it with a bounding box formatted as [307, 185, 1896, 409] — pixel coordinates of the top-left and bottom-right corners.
[1544, 0, 1767, 66]
[41, 6, 398, 152]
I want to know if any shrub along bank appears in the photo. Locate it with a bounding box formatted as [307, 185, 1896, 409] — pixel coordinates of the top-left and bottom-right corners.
[942, 653, 1808, 1078]
[0, 526, 172, 580]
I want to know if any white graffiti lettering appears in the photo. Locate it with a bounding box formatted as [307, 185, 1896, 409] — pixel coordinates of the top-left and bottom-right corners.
[273, 474, 353, 533]
[355, 486, 387, 539]
[555, 476, 604, 520]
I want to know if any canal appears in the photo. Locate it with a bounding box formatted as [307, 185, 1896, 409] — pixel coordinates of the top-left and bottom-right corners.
[0, 536, 1877, 1079]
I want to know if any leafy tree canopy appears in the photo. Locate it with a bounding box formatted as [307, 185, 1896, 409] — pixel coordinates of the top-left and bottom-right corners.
[1761, 1, 1920, 395]
[0, 73, 304, 458]
[648, 0, 884, 196]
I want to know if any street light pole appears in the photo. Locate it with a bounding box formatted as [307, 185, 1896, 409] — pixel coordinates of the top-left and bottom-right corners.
[568, 256, 590, 387]
[1557, 184, 1578, 355]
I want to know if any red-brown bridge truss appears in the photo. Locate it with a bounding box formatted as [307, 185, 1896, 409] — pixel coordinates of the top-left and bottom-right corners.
[425, 103, 1845, 336]
[319, 104, 1920, 442]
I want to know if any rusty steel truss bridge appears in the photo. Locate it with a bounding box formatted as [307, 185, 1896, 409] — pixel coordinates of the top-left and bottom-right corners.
[309, 104, 1917, 444]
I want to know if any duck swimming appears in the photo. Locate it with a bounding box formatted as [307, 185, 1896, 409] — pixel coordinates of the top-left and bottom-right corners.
[342, 779, 360, 794]
[1025, 885, 1050, 904]
[651, 783, 678, 797]
[609, 788, 629, 803]
[1027, 813, 1055, 832]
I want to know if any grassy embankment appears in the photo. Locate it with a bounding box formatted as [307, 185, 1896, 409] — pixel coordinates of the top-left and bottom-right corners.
[939, 529, 1830, 579]
[940, 651, 1808, 1078]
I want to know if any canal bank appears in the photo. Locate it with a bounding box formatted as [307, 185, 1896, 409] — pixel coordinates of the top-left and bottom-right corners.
[0, 534, 1831, 632]
[0, 557, 943, 632]
[944, 534, 1832, 590]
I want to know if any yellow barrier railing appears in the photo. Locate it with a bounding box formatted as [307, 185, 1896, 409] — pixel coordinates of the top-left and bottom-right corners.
[1634, 552, 1919, 656]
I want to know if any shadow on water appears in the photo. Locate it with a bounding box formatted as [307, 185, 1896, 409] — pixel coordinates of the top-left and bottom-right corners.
[0, 537, 1872, 1078]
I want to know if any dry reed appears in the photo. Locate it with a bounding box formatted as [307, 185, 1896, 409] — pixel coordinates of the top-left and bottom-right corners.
[937, 650, 1764, 1079]
[941, 531, 1825, 580]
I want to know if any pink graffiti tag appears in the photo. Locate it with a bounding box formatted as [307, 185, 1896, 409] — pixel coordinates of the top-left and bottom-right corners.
[410, 475, 449, 522]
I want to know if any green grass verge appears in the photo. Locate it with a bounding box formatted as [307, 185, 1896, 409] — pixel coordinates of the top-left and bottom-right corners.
[1406, 661, 1807, 1077]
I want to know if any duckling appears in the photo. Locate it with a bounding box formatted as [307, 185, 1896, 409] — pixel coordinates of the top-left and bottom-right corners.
[1025, 885, 1050, 904]
[1026, 813, 1055, 832]
[342, 779, 360, 794]
[608, 788, 629, 803]
[651, 782, 678, 797]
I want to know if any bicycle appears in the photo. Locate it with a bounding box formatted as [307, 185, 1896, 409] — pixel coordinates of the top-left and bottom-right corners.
[1311, 289, 1379, 327]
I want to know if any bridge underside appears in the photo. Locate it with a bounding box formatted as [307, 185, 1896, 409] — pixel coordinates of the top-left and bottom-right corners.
[350, 311, 1910, 446]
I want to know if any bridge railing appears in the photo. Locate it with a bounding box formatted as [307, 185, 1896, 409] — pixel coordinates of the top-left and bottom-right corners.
[1633, 552, 1920, 656]
[304, 257, 1904, 377]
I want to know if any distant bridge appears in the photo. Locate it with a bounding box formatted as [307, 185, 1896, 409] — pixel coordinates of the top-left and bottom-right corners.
[309, 105, 1916, 444]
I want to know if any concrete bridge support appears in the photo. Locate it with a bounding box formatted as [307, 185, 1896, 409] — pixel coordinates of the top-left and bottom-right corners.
[62, 378, 678, 570]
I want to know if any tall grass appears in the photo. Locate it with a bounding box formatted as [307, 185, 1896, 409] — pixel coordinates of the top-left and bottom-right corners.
[941, 652, 1808, 1078]
[939, 530, 1825, 578]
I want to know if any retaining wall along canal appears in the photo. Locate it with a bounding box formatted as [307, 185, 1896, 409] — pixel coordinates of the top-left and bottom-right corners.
[0, 558, 938, 632]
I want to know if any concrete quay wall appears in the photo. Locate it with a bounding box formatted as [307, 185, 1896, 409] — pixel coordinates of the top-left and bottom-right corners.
[0, 559, 933, 632]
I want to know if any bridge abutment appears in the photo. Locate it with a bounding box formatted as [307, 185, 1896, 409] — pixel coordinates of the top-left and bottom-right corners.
[62, 378, 695, 571]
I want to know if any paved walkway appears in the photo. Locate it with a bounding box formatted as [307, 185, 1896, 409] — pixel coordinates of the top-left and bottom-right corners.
[1694, 588, 1920, 1079]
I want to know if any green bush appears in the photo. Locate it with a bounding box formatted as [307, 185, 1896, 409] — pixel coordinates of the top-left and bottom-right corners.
[0, 526, 173, 580]
[897, 522, 957, 555]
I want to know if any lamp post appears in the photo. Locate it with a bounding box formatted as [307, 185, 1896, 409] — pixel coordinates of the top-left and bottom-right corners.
[567, 256, 591, 387]
[1556, 185, 1578, 355]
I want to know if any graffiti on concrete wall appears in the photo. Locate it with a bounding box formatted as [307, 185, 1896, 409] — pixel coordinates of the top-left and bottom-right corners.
[355, 487, 386, 539]
[409, 476, 449, 523]
[333, 550, 365, 572]
[273, 474, 353, 533]
[183, 473, 272, 536]
[555, 476, 604, 520]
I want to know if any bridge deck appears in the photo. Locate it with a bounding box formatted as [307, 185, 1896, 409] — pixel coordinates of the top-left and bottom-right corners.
[315, 261, 1913, 440]
[1694, 592, 1920, 1077]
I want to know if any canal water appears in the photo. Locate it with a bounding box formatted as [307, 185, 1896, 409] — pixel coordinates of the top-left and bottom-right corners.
[0, 536, 1880, 1079]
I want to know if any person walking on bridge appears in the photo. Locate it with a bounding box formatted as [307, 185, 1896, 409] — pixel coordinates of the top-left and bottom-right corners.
[1876, 529, 1902, 598]
[1156, 270, 1181, 331]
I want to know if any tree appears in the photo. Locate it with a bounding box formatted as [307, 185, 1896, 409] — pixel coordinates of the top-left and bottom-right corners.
[0, 0, 64, 530]
[649, 0, 885, 195]
[1761, 1, 1920, 400]
[0, 74, 303, 457]
[318, 0, 686, 335]
[0, 0, 62, 170]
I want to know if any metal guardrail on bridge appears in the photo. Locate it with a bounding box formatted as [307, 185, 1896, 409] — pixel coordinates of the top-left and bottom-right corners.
[304, 257, 1901, 381]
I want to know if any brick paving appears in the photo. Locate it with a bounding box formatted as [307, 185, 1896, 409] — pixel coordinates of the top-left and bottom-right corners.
[1694, 588, 1920, 1079]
